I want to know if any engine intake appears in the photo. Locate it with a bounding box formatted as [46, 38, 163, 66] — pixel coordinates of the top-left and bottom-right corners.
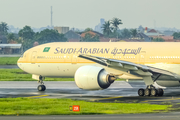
[74, 66, 115, 90]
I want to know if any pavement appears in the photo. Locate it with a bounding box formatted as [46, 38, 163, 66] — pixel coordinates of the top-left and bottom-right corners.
[0, 54, 21, 57]
[1, 113, 180, 120]
[0, 81, 180, 104]
[0, 65, 19, 69]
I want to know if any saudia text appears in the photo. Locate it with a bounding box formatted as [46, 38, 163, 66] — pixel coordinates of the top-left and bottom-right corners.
[54, 47, 142, 56]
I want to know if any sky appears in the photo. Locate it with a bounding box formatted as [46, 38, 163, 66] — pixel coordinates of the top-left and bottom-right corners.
[0, 0, 180, 29]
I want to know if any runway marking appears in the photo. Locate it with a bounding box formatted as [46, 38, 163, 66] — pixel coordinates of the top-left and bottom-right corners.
[90, 96, 123, 101]
[27, 95, 49, 98]
[142, 97, 180, 102]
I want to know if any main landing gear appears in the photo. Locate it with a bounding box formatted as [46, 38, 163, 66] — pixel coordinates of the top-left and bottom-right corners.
[138, 85, 164, 97]
[37, 76, 46, 91]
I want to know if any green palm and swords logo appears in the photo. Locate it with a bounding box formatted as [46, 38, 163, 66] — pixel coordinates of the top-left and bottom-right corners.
[43, 47, 50, 52]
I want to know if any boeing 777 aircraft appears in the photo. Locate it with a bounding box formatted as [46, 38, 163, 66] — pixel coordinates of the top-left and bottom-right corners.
[17, 42, 180, 97]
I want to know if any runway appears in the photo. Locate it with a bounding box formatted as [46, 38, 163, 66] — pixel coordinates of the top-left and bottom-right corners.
[1, 81, 180, 104]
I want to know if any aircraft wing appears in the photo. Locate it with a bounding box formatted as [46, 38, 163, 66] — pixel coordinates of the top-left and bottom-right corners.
[79, 54, 180, 81]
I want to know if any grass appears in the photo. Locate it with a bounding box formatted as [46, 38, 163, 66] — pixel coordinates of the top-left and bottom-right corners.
[0, 98, 171, 115]
[0, 69, 74, 81]
[0, 57, 19, 65]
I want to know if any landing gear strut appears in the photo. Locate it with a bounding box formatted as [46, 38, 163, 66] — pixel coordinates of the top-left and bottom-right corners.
[138, 85, 164, 97]
[37, 76, 46, 91]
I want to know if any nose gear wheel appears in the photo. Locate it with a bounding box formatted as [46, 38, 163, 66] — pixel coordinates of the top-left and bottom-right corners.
[37, 76, 46, 91]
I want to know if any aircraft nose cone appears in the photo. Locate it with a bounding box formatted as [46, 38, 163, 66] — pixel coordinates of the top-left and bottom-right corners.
[17, 58, 23, 70]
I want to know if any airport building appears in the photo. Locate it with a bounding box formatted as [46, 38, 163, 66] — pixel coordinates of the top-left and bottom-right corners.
[0, 44, 22, 54]
[0, 35, 7, 44]
[54, 27, 69, 34]
[65, 30, 81, 42]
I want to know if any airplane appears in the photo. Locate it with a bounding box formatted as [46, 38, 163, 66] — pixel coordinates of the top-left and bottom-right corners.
[17, 42, 180, 97]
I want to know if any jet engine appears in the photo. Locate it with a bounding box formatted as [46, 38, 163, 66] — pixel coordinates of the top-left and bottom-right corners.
[74, 66, 116, 90]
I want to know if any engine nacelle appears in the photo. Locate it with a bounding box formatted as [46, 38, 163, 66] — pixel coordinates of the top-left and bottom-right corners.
[74, 66, 115, 90]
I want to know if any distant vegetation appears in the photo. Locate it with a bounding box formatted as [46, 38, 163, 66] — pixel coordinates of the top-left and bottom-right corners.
[80, 33, 100, 42]
[0, 22, 67, 51]
[173, 32, 180, 39]
[102, 17, 123, 38]
[0, 22, 8, 35]
[152, 38, 165, 42]
[18, 26, 67, 51]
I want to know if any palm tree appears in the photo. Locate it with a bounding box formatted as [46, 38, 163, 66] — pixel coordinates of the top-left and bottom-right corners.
[111, 18, 122, 31]
[101, 21, 112, 37]
[111, 18, 122, 38]
[0, 22, 8, 34]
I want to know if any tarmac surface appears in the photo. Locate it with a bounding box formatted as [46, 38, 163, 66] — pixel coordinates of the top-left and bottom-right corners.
[0, 65, 19, 69]
[0, 81, 180, 104]
[0, 54, 21, 57]
[1, 113, 180, 120]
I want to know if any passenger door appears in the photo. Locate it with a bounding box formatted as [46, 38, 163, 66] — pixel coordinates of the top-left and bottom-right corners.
[71, 48, 79, 64]
[139, 51, 146, 64]
[31, 51, 37, 63]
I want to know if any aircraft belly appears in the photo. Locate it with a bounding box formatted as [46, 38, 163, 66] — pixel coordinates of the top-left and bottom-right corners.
[156, 80, 180, 87]
[19, 63, 94, 77]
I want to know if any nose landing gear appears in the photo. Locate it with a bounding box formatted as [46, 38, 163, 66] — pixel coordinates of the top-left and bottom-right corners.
[37, 76, 46, 91]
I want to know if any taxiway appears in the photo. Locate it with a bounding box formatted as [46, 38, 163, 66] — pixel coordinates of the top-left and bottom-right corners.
[0, 81, 180, 104]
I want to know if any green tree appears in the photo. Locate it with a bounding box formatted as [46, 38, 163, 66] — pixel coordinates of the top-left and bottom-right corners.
[152, 38, 165, 42]
[7, 33, 16, 43]
[120, 28, 131, 39]
[173, 32, 180, 39]
[102, 21, 112, 37]
[84, 28, 93, 32]
[34, 29, 67, 44]
[18, 26, 35, 51]
[0, 22, 8, 35]
[18, 26, 35, 40]
[130, 29, 137, 38]
[80, 33, 99, 42]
